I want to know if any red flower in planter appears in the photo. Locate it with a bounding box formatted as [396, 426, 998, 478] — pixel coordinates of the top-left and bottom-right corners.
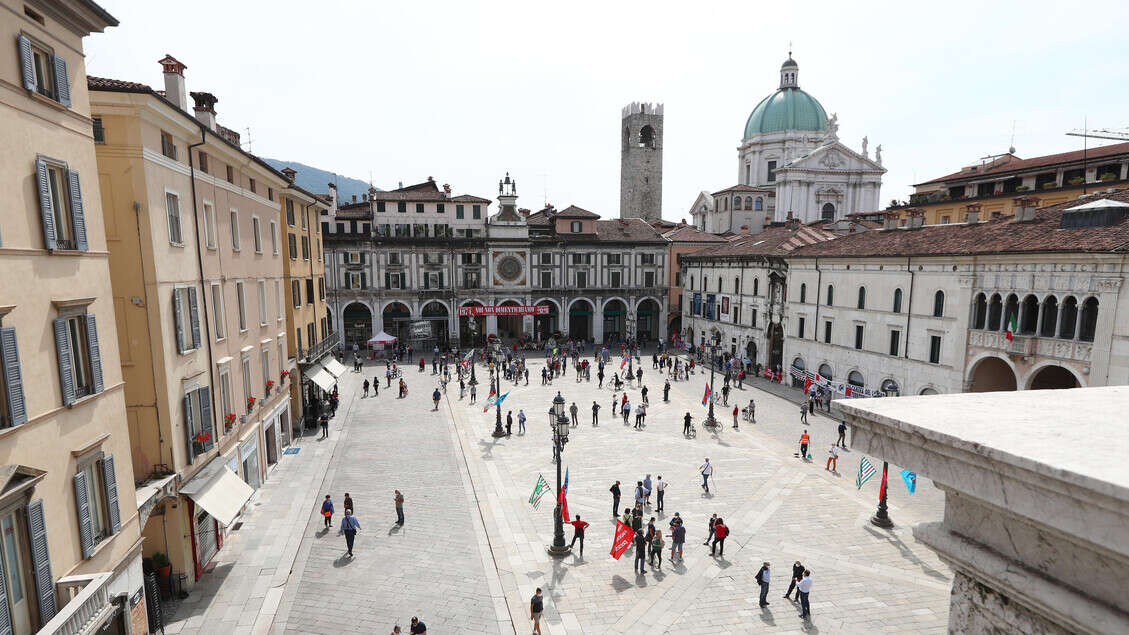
[224, 413, 237, 426]
[247, 396, 256, 409]
[193, 432, 211, 443]
[266, 380, 275, 389]
[280, 370, 290, 379]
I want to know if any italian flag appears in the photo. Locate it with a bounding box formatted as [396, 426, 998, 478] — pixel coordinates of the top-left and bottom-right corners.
[1005, 314, 1017, 341]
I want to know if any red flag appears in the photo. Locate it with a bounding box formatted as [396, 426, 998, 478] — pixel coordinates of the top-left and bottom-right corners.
[879, 465, 888, 502]
[701, 384, 711, 406]
[803, 377, 812, 394]
[559, 485, 569, 523]
[609, 520, 633, 560]
[845, 385, 853, 397]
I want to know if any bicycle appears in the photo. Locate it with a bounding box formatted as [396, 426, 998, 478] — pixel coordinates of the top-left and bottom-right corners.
[742, 406, 755, 423]
[388, 368, 403, 379]
[684, 422, 697, 439]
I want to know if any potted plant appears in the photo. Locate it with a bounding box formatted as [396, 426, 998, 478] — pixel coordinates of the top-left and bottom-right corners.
[1015, 185, 1030, 192]
[246, 396, 256, 412]
[1068, 176, 1084, 185]
[265, 379, 274, 396]
[1042, 181, 1057, 189]
[152, 552, 172, 578]
[224, 413, 237, 431]
[192, 432, 211, 453]
[1100, 172, 1117, 182]
[280, 369, 290, 383]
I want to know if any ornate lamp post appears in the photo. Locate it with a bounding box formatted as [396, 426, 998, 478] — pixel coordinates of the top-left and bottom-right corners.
[871, 461, 894, 528]
[491, 371, 506, 438]
[547, 392, 572, 557]
[703, 333, 720, 428]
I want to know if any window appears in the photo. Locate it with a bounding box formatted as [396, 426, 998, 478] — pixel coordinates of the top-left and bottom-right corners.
[249, 178, 256, 194]
[0, 326, 28, 428]
[270, 220, 278, 254]
[198, 152, 208, 174]
[854, 324, 864, 350]
[797, 316, 805, 339]
[286, 199, 295, 226]
[301, 236, 310, 260]
[571, 253, 590, 265]
[377, 201, 386, 213]
[318, 278, 325, 300]
[766, 160, 777, 182]
[252, 216, 262, 253]
[571, 221, 582, 233]
[54, 313, 104, 404]
[163, 192, 183, 244]
[751, 308, 757, 328]
[823, 320, 832, 344]
[933, 290, 945, 317]
[76, 458, 112, 548]
[576, 271, 587, 288]
[610, 271, 622, 287]
[826, 285, 834, 306]
[241, 355, 253, 406]
[755, 197, 763, 211]
[389, 252, 401, 265]
[800, 283, 807, 303]
[397, 201, 406, 213]
[889, 330, 900, 356]
[456, 204, 464, 219]
[857, 287, 866, 310]
[236, 281, 247, 331]
[641, 253, 656, 265]
[437, 203, 445, 214]
[473, 205, 481, 219]
[296, 328, 303, 354]
[381, 273, 395, 290]
[288, 234, 298, 259]
[92, 117, 105, 143]
[35, 157, 88, 251]
[301, 208, 307, 231]
[230, 210, 240, 250]
[267, 187, 274, 202]
[539, 253, 552, 265]
[463, 271, 480, 289]
[540, 271, 552, 288]
[160, 131, 177, 160]
[219, 368, 232, 420]
[607, 254, 622, 265]
[257, 281, 267, 326]
[929, 335, 942, 364]
[416, 203, 424, 214]
[19, 34, 70, 105]
[306, 279, 314, 305]
[211, 283, 226, 340]
[226, 165, 234, 183]
[292, 280, 301, 308]
[893, 288, 903, 313]
[172, 286, 201, 353]
[261, 348, 271, 391]
[644, 271, 656, 287]
[750, 278, 756, 296]
[203, 202, 217, 248]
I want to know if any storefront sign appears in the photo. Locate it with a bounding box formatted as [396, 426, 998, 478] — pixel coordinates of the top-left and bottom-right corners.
[457, 305, 550, 316]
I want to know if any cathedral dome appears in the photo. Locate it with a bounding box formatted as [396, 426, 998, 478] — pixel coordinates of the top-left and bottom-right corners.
[743, 57, 828, 138]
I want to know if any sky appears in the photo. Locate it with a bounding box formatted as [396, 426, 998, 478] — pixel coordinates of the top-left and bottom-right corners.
[84, 0, 1129, 221]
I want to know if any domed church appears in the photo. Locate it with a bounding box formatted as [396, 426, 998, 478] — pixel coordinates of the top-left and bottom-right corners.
[691, 56, 885, 231]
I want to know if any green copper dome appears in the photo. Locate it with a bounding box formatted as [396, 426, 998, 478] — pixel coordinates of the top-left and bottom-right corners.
[743, 87, 828, 138]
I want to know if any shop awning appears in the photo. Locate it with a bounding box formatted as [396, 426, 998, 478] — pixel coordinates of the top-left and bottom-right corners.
[180, 465, 254, 527]
[305, 367, 335, 392]
[321, 357, 347, 378]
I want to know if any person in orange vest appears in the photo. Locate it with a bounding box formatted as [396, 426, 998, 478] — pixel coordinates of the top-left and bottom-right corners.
[799, 430, 810, 460]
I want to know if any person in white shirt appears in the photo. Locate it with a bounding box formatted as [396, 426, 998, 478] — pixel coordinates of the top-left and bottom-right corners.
[826, 444, 839, 472]
[700, 458, 713, 492]
[655, 476, 667, 511]
[797, 570, 813, 619]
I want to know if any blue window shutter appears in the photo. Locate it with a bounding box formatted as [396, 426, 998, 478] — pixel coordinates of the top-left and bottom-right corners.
[197, 386, 213, 450]
[101, 455, 121, 534]
[184, 393, 195, 464]
[0, 327, 27, 426]
[18, 34, 35, 91]
[188, 287, 201, 348]
[67, 170, 87, 250]
[172, 290, 184, 353]
[53, 56, 70, 107]
[72, 471, 94, 558]
[85, 315, 104, 394]
[36, 160, 57, 250]
[53, 318, 74, 405]
[26, 500, 56, 623]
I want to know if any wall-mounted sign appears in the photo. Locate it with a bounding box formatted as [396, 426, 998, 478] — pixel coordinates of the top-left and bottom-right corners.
[458, 305, 550, 317]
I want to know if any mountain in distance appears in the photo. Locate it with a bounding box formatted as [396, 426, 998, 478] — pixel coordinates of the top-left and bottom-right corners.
[261, 158, 378, 202]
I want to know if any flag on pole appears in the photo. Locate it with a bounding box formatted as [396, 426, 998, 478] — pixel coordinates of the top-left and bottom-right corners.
[1005, 313, 1017, 341]
[620, 356, 628, 370]
[528, 474, 551, 509]
[559, 467, 570, 523]
[803, 377, 812, 394]
[900, 469, 917, 494]
[701, 383, 712, 406]
[856, 457, 877, 490]
[609, 520, 633, 560]
[461, 350, 474, 368]
[878, 464, 888, 501]
[494, 391, 509, 409]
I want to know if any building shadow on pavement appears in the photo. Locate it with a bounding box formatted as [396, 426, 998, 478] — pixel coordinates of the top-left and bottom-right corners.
[863, 524, 949, 581]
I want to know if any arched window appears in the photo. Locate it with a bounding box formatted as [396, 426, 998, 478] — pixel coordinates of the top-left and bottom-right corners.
[639, 125, 655, 148]
[1079, 297, 1099, 341]
[848, 370, 865, 387]
[1020, 295, 1039, 334]
[718, 276, 723, 293]
[1003, 294, 1019, 332]
[933, 290, 945, 317]
[988, 293, 1003, 330]
[735, 277, 741, 295]
[755, 197, 763, 211]
[817, 363, 833, 381]
[1059, 296, 1078, 338]
[799, 283, 807, 303]
[826, 284, 834, 306]
[821, 203, 836, 222]
[1040, 295, 1058, 337]
[972, 293, 987, 329]
[744, 196, 752, 210]
[753, 278, 759, 296]
[893, 288, 903, 313]
[857, 287, 866, 310]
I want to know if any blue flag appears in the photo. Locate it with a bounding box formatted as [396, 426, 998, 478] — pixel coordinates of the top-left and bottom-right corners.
[495, 391, 510, 408]
[900, 469, 917, 494]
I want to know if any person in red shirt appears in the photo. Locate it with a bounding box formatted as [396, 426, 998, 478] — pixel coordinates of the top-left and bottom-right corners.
[569, 514, 589, 556]
[711, 518, 729, 557]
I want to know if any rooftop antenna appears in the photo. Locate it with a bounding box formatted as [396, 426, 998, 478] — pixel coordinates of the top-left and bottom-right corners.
[1008, 120, 1017, 154]
[243, 126, 253, 152]
[538, 172, 549, 208]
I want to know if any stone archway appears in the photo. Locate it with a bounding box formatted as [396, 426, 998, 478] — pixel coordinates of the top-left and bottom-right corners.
[342, 302, 372, 348]
[767, 323, 784, 370]
[382, 301, 412, 342]
[533, 299, 560, 342]
[603, 299, 627, 344]
[459, 301, 485, 347]
[969, 356, 1017, 392]
[635, 298, 661, 343]
[1028, 365, 1080, 390]
[420, 301, 450, 348]
[569, 299, 593, 342]
[496, 300, 522, 341]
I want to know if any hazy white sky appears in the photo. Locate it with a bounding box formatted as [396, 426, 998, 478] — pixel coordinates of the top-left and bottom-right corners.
[85, 0, 1129, 220]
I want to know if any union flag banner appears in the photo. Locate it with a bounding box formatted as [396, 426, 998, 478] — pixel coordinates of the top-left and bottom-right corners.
[609, 520, 633, 560]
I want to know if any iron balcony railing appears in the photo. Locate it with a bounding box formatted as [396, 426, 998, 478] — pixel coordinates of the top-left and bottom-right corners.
[298, 330, 338, 364]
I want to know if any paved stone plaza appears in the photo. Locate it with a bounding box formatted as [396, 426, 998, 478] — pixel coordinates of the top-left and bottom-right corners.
[166, 353, 954, 634]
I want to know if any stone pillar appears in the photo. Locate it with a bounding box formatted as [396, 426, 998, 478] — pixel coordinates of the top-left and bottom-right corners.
[486, 315, 498, 336]
[593, 312, 604, 345]
[841, 388, 1129, 634]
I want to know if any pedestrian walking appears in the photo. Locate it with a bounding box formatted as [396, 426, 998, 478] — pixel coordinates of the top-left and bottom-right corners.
[683, 412, 693, 437]
[799, 430, 810, 460]
[655, 476, 666, 511]
[634, 481, 645, 508]
[838, 421, 848, 448]
[569, 514, 588, 555]
[319, 414, 329, 439]
[797, 570, 813, 619]
[372, 376, 379, 396]
[756, 562, 771, 606]
[321, 495, 334, 528]
[432, 388, 441, 410]
[524, 367, 529, 385]
[641, 385, 649, 404]
[610, 480, 621, 517]
[633, 530, 647, 574]
[622, 400, 631, 425]
[650, 529, 664, 567]
[530, 588, 544, 635]
[517, 409, 526, 434]
[826, 444, 839, 472]
[808, 393, 816, 417]
[343, 493, 354, 515]
[506, 411, 513, 436]
[569, 402, 578, 427]
[338, 509, 361, 557]
[700, 458, 713, 492]
[663, 379, 670, 402]
[800, 402, 808, 424]
[470, 384, 477, 403]
[670, 519, 685, 560]
[732, 405, 739, 428]
[409, 617, 426, 634]
[592, 401, 600, 426]
[711, 518, 728, 556]
[643, 475, 652, 506]
[703, 514, 717, 545]
[363, 379, 370, 397]
[634, 404, 645, 429]
[394, 490, 405, 525]
[784, 560, 805, 600]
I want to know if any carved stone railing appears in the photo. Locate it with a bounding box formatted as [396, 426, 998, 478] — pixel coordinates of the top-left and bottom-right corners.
[967, 330, 1092, 362]
[41, 572, 114, 635]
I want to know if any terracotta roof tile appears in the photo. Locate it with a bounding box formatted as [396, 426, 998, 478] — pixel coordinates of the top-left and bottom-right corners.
[919, 142, 1129, 185]
[591, 218, 666, 243]
[553, 205, 600, 219]
[662, 225, 728, 243]
[684, 225, 834, 258]
[87, 76, 152, 92]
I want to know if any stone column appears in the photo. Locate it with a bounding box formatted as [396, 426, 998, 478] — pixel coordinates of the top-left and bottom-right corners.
[486, 315, 498, 336]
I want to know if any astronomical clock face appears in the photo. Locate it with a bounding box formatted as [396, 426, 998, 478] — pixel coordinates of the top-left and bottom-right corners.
[492, 251, 527, 286]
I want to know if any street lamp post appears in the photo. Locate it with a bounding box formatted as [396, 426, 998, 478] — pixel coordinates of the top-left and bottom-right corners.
[871, 461, 894, 528]
[547, 392, 572, 557]
[491, 371, 506, 438]
[703, 334, 720, 428]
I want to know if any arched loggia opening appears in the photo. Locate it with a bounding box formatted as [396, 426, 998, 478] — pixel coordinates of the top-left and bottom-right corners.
[969, 356, 1017, 392]
[1028, 365, 1081, 390]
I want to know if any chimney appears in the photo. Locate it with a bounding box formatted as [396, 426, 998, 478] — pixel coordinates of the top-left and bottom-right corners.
[190, 91, 217, 131]
[351, 194, 357, 203]
[883, 211, 900, 230]
[281, 167, 297, 182]
[964, 202, 982, 224]
[907, 208, 925, 229]
[1013, 196, 1040, 222]
[158, 55, 188, 111]
[443, 183, 452, 195]
[327, 182, 337, 209]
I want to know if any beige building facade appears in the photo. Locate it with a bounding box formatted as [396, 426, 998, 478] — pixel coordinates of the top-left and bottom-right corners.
[90, 56, 291, 588]
[1, 1, 150, 633]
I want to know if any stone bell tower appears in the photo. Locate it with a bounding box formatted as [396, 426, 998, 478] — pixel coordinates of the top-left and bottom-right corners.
[619, 102, 664, 221]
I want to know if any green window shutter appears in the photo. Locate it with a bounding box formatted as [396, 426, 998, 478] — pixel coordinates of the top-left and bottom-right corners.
[184, 393, 196, 464]
[197, 386, 213, 447]
[188, 287, 201, 349]
[67, 170, 88, 250]
[360, 273, 367, 289]
[85, 315, 103, 393]
[36, 160, 57, 250]
[439, 271, 445, 288]
[385, 272, 390, 289]
[72, 471, 94, 558]
[0, 538, 11, 634]
[173, 290, 185, 353]
[0, 327, 27, 426]
[53, 318, 75, 405]
[360, 252, 365, 265]
[26, 500, 56, 623]
[101, 455, 121, 534]
[423, 274, 429, 290]
[53, 55, 70, 107]
[18, 34, 35, 91]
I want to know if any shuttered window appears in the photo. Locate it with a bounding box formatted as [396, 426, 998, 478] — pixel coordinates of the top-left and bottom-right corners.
[53, 314, 104, 406]
[35, 157, 88, 251]
[166, 192, 182, 244]
[172, 287, 201, 353]
[184, 386, 215, 463]
[292, 280, 301, 308]
[0, 327, 28, 428]
[18, 34, 70, 107]
[26, 499, 57, 623]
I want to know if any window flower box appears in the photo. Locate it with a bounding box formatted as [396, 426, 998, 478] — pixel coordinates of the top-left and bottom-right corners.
[265, 380, 274, 396]
[246, 396, 256, 412]
[1015, 185, 1030, 192]
[224, 413, 237, 431]
[1100, 173, 1117, 182]
[280, 370, 290, 383]
[1041, 182, 1058, 189]
[1068, 177, 1084, 185]
[192, 432, 212, 453]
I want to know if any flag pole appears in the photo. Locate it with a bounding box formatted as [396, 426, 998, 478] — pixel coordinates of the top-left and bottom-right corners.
[491, 373, 506, 437]
[870, 461, 894, 528]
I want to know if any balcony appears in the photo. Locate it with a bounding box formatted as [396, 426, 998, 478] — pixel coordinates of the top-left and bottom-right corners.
[297, 330, 339, 365]
[40, 572, 114, 635]
[966, 330, 1092, 363]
